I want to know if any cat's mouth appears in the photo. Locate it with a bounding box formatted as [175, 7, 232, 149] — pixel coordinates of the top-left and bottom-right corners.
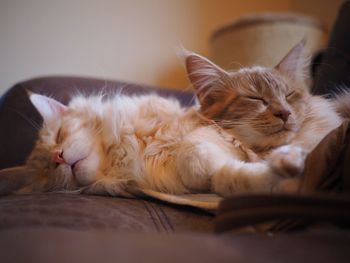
[55, 158, 86, 178]
[71, 161, 79, 175]
[269, 126, 291, 135]
[70, 158, 86, 176]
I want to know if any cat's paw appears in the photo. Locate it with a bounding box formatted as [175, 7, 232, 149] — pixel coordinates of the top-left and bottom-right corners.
[84, 179, 136, 198]
[268, 145, 306, 178]
[273, 178, 302, 193]
[213, 160, 277, 196]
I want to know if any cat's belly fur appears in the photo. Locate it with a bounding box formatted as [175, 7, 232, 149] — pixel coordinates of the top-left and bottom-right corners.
[88, 95, 295, 196]
[112, 120, 245, 195]
[143, 127, 239, 194]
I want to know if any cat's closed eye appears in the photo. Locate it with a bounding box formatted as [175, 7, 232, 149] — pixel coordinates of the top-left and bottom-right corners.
[56, 127, 62, 144]
[286, 91, 297, 101]
[246, 96, 268, 105]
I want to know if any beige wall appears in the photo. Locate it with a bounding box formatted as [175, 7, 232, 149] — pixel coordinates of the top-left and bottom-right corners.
[0, 0, 343, 94]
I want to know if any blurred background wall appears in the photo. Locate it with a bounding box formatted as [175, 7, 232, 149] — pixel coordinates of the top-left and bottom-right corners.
[0, 0, 344, 94]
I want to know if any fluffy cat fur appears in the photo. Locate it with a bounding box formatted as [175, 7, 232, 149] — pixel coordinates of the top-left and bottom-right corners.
[10, 42, 350, 197]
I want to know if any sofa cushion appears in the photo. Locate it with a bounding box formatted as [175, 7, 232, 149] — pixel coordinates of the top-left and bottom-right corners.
[0, 193, 213, 233]
[0, 228, 349, 263]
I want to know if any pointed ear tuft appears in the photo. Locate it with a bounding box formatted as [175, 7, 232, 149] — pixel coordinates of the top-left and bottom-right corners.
[275, 40, 309, 80]
[29, 93, 67, 123]
[184, 51, 229, 96]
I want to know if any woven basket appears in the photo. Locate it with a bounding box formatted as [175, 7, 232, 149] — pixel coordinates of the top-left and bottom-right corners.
[210, 13, 327, 71]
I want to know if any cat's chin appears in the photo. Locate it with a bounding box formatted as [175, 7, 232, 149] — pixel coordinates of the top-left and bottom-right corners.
[270, 131, 295, 146]
[266, 121, 296, 135]
[72, 158, 101, 186]
[249, 130, 297, 152]
[271, 127, 293, 137]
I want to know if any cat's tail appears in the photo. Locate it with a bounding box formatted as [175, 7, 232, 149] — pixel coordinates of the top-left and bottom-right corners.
[333, 89, 350, 119]
[0, 166, 38, 195]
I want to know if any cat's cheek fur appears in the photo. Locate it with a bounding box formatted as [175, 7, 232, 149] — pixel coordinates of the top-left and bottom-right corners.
[54, 165, 76, 189]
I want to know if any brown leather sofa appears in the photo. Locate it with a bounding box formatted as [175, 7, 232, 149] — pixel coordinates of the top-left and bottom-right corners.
[0, 76, 349, 263]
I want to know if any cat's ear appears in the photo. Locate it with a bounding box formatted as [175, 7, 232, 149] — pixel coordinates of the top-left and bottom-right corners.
[183, 50, 229, 99]
[275, 40, 308, 80]
[181, 50, 235, 118]
[29, 93, 67, 123]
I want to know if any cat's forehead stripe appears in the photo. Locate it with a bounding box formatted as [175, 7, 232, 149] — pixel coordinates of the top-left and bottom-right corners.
[230, 69, 290, 96]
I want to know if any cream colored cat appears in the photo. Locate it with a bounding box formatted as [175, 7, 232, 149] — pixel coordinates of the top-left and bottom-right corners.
[183, 42, 347, 191]
[7, 42, 349, 197]
[24, 93, 279, 197]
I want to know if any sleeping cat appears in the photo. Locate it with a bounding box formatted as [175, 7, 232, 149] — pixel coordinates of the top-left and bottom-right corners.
[23, 92, 278, 197]
[184, 42, 344, 154]
[183, 42, 348, 186]
[5, 42, 349, 197]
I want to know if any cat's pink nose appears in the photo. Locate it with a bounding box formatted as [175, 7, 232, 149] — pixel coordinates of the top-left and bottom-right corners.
[274, 110, 291, 122]
[53, 151, 66, 164]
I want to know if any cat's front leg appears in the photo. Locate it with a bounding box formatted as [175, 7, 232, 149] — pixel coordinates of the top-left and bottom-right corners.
[212, 160, 279, 196]
[267, 145, 306, 178]
[83, 177, 136, 198]
[267, 145, 306, 193]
